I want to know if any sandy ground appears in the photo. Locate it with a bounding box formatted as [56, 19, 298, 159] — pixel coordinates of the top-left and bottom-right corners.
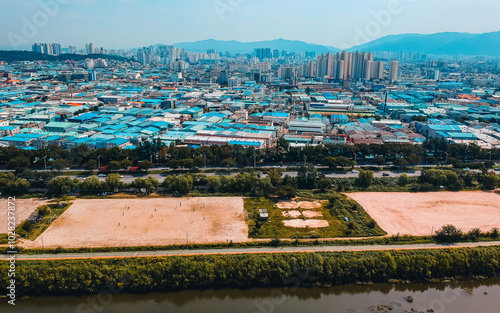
[282, 210, 301, 218]
[277, 201, 323, 209]
[302, 211, 323, 218]
[0, 198, 47, 233]
[348, 191, 500, 236]
[21, 197, 249, 249]
[283, 219, 329, 228]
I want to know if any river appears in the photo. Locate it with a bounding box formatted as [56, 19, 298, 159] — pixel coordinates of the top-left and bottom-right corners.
[2, 279, 499, 313]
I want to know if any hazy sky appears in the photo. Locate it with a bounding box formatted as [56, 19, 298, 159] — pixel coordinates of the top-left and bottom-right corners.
[1, 0, 499, 50]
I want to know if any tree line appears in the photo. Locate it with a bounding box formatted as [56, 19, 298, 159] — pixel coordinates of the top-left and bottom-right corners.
[1, 246, 499, 296]
[1, 166, 499, 197]
[1, 137, 499, 173]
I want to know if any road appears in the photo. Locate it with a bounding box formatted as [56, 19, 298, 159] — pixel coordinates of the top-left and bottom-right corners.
[5, 241, 500, 261]
[69, 170, 422, 183]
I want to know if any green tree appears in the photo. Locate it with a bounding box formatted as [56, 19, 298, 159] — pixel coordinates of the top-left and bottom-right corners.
[482, 172, 499, 190]
[107, 161, 121, 172]
[50, 158, 69, 172]
[276, 185, 296, 198]
[435, 224, 463, 242]
[267, 169, 283, 186]
[318, 177, 333, 190]
[398, 173, 409, 186]
[83, 160, 97, 172]
[80, 176, 106, 194]
[130, 176, 159, 193]
[206, 176, 222, 192]
[335, 156, 356, 169]
[138, 160, 154, 172]
[193, 156, 205, 168]
[120, 159, 133, 170]
[47, 177, 80, 195]
[393, 158, 409, 169]
[373, 156, 386, 166]
[105, 173, 124, 192]
[7, 156, 30, 172]
[321, 156, 337, 169]
[358, 170, 374, 186]
[0, 173, 30, 195]
[163, 175, 194, 194]
[421, 169, 447, 187]
[181, 159, 196, 170]
[221, 157, 236, 168]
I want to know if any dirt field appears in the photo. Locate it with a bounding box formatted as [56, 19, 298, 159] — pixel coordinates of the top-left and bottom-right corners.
[0, 198, 47, 234]
[348, 191, 500, 236]
[283, 219, 329, 228]
[21, 197, 248, 249]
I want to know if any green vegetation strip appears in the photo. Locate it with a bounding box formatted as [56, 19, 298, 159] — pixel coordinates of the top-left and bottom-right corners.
[1, 246, 499, 296]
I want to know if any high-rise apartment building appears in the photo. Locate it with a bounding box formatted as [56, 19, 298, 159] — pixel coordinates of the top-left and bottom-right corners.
[389, 60, 399, 82]
[32, 43, 61, 55]
[316, 51, 390, 81]
[255, 48, 272, 60]
[86, 43, 95, 54]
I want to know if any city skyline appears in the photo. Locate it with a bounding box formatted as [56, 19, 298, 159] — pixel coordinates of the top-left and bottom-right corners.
[2, 0, 500, 50]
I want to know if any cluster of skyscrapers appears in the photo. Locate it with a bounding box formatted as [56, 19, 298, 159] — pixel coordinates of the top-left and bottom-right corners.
[32, 43, 62, 56]
[316, 51, 398, 82]
[32, 43, 107, 56]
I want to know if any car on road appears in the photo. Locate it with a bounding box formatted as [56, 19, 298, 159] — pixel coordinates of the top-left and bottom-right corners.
[351, 170, 359, 173]
[382, 173, 390, 177]
[98, 174, 106, 177]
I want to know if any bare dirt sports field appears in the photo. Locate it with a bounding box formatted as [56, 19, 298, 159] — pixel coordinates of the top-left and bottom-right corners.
[0, 198, 47, 234]
[22, 197, 248, 249]
[348, 191, 500, 236]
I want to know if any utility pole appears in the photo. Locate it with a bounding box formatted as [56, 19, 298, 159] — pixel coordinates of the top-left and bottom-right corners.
[43, 156, 47, 171]
[97, 155, 101, 170]
[304, 155, 307, 167]
[444, 152, 449, 165]
[254, 152, 256, 169]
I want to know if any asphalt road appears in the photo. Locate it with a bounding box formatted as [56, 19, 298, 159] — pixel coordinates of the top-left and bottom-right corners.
[5, 241, 500, 261]
[69, 170, 422, 183]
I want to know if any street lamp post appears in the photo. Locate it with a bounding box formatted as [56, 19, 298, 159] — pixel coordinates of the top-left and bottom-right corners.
[43, 156, 47, 171]
[97, 155, 101, 170]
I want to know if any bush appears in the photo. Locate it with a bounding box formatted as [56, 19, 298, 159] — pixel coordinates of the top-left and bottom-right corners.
[367, 220, 377, 229]
[467, 228, 481, 241]
[489, 227, 499, 239]
[435, 224, 463, 242]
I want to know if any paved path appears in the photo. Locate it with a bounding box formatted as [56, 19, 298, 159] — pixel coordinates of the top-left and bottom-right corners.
[4, 241, 499, 261]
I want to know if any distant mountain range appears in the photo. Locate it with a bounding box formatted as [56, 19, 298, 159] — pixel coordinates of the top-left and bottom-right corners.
[172, 38, 341, 54]
[348, 31, 500, 56]
[171, 31, 500, 56]
[2, 31, 499, 61]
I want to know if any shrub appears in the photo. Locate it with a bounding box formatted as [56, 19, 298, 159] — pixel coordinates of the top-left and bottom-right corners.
[367, 220, 377, 229]
[435, 224, 463, 242]
[467, 228, 481, 241]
